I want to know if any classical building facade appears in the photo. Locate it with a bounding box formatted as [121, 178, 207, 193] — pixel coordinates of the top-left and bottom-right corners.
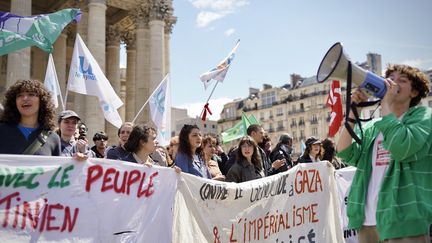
[0, 0, 176, 141]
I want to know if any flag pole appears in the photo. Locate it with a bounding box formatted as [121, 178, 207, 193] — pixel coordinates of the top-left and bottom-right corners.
[63, 89, 69, 110]
[199, 80, 219, 119]
[132, 73, 169, 123]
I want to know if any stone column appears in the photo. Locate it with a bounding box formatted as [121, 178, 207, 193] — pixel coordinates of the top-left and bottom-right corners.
[6, 0, 31, 88]
[53, 31, 67, 111]
[122, 30, 137, 122]
[164, 16, 176, 76]
[105, 25, 122, 141]
[86, 0, 107, 137]
[31, 47, 48, 82]
[149, 1, 170, 97]
[72, 3, 89, 118]
[132, 4, 151, 123]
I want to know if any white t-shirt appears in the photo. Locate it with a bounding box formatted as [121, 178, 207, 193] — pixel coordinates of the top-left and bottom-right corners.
[363, 132, 390, 225]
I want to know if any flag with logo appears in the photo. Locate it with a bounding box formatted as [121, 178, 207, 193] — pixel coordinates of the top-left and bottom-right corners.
[44, 53, 64, 110]
[199, 39, 240, 89]
[0, 8, 81, 56]
[149, 74, 171, 146]
[222, 113, 251, 144]
[67, 34, 123, 128]
[326, 80, 343, 137]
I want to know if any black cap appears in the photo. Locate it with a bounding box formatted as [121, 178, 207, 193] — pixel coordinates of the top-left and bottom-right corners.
[305, 136, 321, 147]
[58, 110, 81, 123]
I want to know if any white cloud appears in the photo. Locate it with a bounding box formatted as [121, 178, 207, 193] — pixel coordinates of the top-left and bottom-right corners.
[177, 97, 233, 120]
[197, 11, 225, 28]
[399, 58, 432, 70]
[224, 28, 236, 37]
[189, 0, 249, 28]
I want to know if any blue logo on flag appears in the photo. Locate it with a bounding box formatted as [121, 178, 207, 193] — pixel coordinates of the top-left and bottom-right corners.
[76, 56, 96, 80]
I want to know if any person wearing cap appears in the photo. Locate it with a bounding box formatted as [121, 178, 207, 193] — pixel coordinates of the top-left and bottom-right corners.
[0, 79, 61, 155]
[269, 133, 293, 173]
[57, 110, 94, 159]
[296, 136, 322, 164]
[91, 131, 108, 158]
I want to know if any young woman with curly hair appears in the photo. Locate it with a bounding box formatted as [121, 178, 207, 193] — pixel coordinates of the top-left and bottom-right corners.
[0, 79, 61, 155]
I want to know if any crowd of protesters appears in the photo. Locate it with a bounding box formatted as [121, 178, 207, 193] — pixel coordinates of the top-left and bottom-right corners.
[1, 63, 431, 242]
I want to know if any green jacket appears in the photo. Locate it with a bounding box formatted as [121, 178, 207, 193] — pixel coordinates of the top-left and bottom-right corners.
[338, 106, 432, 240]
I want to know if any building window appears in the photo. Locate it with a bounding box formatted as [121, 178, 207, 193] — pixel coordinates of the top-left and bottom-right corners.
[300, 130, 305, 140]
[212, 125, 215, 129]
[262, 91, 276, 108]
[312, 127, 318, 136]
[300, 103, 304, 111]
[276, 107, 283, 116]
[225, 107, 236, 119]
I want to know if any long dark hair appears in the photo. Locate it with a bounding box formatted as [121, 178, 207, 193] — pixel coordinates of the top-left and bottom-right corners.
[237, 136, 262, 171]
[1, 80, 56, 130]
[178, 124, 200, 159]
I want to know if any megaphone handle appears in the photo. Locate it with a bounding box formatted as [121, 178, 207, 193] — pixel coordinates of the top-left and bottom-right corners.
[344, 61, 364, 145]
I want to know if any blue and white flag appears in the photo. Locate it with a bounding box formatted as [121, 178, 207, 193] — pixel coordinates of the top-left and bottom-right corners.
[0, 8, 81, 55]
[44, 53, 64, 110]
[149, 74, 171, 146]
[67, 34, 123, 128]
[199, 39, 240, 89]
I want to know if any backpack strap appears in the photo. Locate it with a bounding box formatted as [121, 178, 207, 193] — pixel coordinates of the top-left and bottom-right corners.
[22, 130, 50, 155]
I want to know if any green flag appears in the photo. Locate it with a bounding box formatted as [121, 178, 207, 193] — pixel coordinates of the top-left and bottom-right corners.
[221, 120, 247, 144]
[0, 8, 81, 56]
[248, 113, 260, 125]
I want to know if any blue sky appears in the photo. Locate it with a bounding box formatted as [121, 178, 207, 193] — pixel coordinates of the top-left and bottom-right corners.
[124, 0, 432, 120]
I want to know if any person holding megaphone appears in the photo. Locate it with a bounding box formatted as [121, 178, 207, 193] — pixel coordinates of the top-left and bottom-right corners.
[336, 64, 432, 242]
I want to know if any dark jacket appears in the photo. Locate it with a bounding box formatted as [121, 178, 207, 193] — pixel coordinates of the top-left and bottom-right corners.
[106, 145, 130, 161]
[0, 123, 60, 156]
[269, 144, 293, 173]
[225, 146, 275, 177]
[225, 159, 264, 183]
[296, 154, 313, 164]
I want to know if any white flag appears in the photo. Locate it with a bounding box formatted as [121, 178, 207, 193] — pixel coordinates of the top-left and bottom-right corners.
[44, 54, 64, 110]
[199, 39, 240, 89]
[149, 74, 171, 146]
[67, 34, 123, 128]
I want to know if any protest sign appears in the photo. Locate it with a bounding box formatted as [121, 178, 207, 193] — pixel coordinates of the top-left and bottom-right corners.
[0, 155, 177, 243]
[173, 162, 344, 243]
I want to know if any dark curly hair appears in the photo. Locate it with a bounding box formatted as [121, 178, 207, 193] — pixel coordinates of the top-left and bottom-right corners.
[1, 80, 56, 130]
[385, 64, 430, 107]
[124, 124, 155, 153]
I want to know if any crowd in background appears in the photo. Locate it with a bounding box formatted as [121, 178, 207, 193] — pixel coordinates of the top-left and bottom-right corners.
[1, 62, 431, 242]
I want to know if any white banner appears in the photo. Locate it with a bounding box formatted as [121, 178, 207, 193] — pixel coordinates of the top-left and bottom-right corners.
[0, 155, 177, 243]
[335, 166, 358, 243]
[173, 162, 344, 243]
